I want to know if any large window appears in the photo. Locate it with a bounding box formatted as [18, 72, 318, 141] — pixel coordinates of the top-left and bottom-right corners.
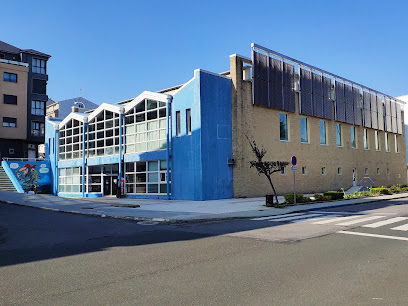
[3, 94, 17, 105]
[88, 110, 121, 157]
[2, 117, 16, 127]
[375, 131, 380, 151]
[31, 100, 45, 115]
[363, 129, 368, 150]
[385, 133, 389, 152]
[300, 117, 308, 143]
[32, 58, 46, 74]
[186, 109, 191, 136]
[320, 120, 326, 145]
[125, 99, 167, 153]
[3, 72, 17, 82]
[125, 160, 170, 194]
[280, 113, 288, 141]
[336, 123, 342, 147]
[350, 126, 356, 148]
[59, 167, 81, 193]
[59, 119, 83, 160]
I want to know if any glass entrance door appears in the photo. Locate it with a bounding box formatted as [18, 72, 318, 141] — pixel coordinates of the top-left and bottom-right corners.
[103, 176, 118, 196]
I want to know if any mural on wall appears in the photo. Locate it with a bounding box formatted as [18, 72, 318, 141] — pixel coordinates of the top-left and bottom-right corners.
[9, 161, 52, 193]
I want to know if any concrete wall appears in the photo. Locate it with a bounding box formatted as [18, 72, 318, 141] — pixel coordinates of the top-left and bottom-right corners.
[230, 55, 407, 198]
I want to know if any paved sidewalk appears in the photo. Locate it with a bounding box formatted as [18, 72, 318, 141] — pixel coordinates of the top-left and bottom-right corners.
[0, 190, 408, 223]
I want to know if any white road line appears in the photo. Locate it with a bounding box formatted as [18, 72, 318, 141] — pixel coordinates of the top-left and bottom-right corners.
[251, 213, 306, 221]
[268, 213, 322, 222]
[391, 223, 408, 231]
[363, 217, 408, 228]
[336, 215, 385, 226]
[293, 215, 342, 223]
[313, 214, 364, 225]
[338, 231, 408, 242]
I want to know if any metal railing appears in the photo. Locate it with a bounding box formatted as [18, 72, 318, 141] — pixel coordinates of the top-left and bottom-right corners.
[0, 58, 29, 67]
[358, 176, 375, 189]
[2, 158, 49, 162]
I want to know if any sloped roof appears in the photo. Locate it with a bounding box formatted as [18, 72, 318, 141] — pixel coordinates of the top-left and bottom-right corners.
[22, 48, 51, 58]
[0, 40, 51, 58]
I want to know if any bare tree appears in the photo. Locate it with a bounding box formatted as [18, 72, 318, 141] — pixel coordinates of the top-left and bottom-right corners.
[246, 135, 289, 206]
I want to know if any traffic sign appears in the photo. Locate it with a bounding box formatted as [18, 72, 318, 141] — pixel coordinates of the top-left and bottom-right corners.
[291, 166, 298, 171]
[291, 156, 297, 166]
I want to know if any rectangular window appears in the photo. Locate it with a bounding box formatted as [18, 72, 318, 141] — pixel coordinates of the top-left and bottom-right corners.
[320, 121, 326, 145]
[395, 135, 399, 153]
[302, 166, 306, 175]
[375, 131, 380, 151]
[337, 167, 342, 175]
[321, 167, 326, 175]
[363, 129, 368, 150]
[32, 58, 46, 74]
[31, 100, 45, 115]
[336, 123, 342, 147]
[31, 121, 44, 136]
[385, 133, 389, 152]
[350, 126, 356, 148]
[176, 111, 181, 137]
[186, 109, 191, 136]
[280, 113, 288, 141]
[3, 94, 17, 105]
[377, 168, 380, 175]
[300, 117, 308, 143]
[3, 72, 17, 82]
[32, 79, 46, 94]
[387, 168, 390, 176]
[2, 117, 17, 127]
[365, 168, 368, 176]
[281, 166, 286, 175]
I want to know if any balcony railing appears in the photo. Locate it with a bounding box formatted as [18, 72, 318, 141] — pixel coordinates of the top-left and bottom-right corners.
[0, 58, 29, 67]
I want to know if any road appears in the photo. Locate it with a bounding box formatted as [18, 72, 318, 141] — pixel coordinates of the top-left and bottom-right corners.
[1, 198, 408, 305]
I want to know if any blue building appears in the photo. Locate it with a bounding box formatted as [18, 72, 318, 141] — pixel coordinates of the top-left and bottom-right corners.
[45, 69, 233, 200]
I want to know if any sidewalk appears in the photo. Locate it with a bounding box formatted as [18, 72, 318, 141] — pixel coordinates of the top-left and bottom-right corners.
[1, 190, 408, 223]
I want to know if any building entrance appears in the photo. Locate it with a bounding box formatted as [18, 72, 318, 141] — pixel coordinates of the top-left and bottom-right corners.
[103, 176, 118, 196]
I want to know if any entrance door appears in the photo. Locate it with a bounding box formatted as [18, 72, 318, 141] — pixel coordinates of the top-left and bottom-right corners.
[352, 168, 356, 187]
[103, 176, 111, 195]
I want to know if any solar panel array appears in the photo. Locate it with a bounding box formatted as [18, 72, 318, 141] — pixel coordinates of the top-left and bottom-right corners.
[252, 49, 403, 134]
[253, 51, 296, 112]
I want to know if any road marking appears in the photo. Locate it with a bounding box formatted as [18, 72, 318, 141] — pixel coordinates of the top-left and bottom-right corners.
[293, 214, 342, 223]
[313, 214, 364, 225]
[338, 230, 408, 242]
[336, 215, 385, 226]
[362, 217, 408, 228]
[391, 223, 408, 231]
[251, 213, 306, 221]
[268, 213, 322, 222]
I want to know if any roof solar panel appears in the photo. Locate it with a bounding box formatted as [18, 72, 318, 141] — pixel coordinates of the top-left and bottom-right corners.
[253, 79, 269, 107]
[377, 112, 384, 131]
[353, 87, 361, 108]
[385, 98, 391, 116]
[363, 92, 371, 110]
[283, 87, 296, 112]
[283, 62, 295, 89]
[323, 76, 331, 98]
[385, 115, 392, 132]
[269, 57, 283, 85]
[300, 91, 313, 115]
[300, 69, 312, 93]
[344, 84, 353, 104]
[345, 103, 354, 124]
[335, 81, 345, 103]
[335, 101, 346, 122]
[363, 109, 371, 128]
[254, 51, 268, 81]
[354, 106, 362, 126]
[323, 98, 333, 119]
[391, 101, 397, 118]
[313, 94, 324, 118]
[370, 93, 377, 112]
[268, 82, 282, 109]
[397, 104, 403, 134]
[312, 73, 323, 96]
[371, 111, 378, 130]
[391, 116, 398, 134]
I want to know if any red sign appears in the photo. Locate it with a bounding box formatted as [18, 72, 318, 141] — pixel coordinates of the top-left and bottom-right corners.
[291, 156, 297, 166]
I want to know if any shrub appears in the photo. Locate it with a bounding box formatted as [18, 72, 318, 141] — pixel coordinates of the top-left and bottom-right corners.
[401, 187, 408, 192]
[360, 190, 370, 197]
[370, 187, 389, 195]
[314, 194, 331, 201]
[323, 191, 344, 200]
[401, 184, 408, 188]
[389, 185, 401, 194]
[284, 193, 312, 204]
[344, 194, 355, 199]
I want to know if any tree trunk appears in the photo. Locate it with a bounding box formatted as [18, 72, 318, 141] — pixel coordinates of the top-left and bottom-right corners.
[265, 175, 279, 205]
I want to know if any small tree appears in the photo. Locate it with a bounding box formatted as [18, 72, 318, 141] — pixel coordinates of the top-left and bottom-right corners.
[246, 135, 289, 206]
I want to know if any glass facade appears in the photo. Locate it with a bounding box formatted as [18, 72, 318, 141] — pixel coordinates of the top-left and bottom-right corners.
[59, 119, 83, 160]
[59, 167, 81, 193]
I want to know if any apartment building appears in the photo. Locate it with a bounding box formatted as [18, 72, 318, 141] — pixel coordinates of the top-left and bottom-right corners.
[0, 40, 51, 159]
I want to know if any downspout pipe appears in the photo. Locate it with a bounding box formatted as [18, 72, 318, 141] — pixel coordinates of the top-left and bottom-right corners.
[82, 121, 88, 197]
[118, 109, 124, 197]
[166, 96, 173, 200]
[54, 127, 59, 196]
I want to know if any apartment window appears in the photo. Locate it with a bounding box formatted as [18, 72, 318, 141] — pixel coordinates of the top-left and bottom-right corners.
[375, 131, 380, 151]
[320, 120, 326, 145]
[281, 166, 286, 175]
[365, 168, 368, 176]
[350, 126, 356, 148]
[32, 58, 46, 74]
[337, 167, 342, 175]
[395, 135, 399, 153]
[321, 167, 326, 175]
[3, 72, 17, 83]
[302, 166, 306, 175]
[300, 117, 308, 143]
[186, 109, 191, 136]
[31, 121, 44, 136]
[2, 117, 17, 127]
[377, 168, 380, 175]
[385, 133, 389, 152]
[336, 123, 342, 147]
[3, 94, 17, 105]
[32, 79, 46, 94]
[280, 113, 288, 141]
[387, 168, 390, 176]
[363, 129, 369, 150]
[176, 111, 181, 137]
[31, 100, 45, 115]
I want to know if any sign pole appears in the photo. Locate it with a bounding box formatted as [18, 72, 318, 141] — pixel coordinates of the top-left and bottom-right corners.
[293, 170, 296, 205]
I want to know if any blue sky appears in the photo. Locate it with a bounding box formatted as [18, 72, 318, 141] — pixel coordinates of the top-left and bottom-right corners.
[2, 0, 408, 105]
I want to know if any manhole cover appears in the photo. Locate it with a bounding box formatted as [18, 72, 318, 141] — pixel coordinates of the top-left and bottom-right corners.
[137, 221, 159, 225]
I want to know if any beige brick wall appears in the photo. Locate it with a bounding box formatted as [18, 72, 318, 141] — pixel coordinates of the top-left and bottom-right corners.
[230, 55, 407, 198]
[0, 62, 28, 140]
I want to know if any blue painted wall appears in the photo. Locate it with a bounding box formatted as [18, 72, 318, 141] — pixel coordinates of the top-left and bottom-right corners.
[45, 118, 60, 195]
[172, 70, 233, 200]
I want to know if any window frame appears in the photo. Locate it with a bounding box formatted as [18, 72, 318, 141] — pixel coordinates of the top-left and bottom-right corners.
[375, 131, 380, 151]
[395, 135, 399, 153]
[280, 113, 289, 141]
[363, 128, 369, 150]
[385, 133, 390, 152]
[186, 109, 191, 136]
[2, 117, 17, 127]
[31, 100, 45, 115]
[336, 123, 342, 147]
[3, 72, 17, 83]
[350, 126, 356, 149]
[176, 111, 181, 137]
[320, 120, 327, 145]
[3, 94, 17, 105]
[32, 58, 46, 74]
[300, 116, 308, 143]
[31, 121, 45, 137]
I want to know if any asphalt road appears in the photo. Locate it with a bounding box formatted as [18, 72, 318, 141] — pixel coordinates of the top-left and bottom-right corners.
[1, 198, 408, 305]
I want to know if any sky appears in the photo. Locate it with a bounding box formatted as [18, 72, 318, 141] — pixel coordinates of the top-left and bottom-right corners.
[1, 0, 408, 105]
